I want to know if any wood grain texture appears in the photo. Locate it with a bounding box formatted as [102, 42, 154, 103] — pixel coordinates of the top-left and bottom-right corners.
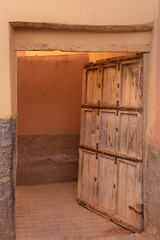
[101, 65, 118, 106]
[10, 21, 153, 33]
[120, 61, 143, 107]
[99, 110, 117, 152]
[97, 155, 116, 213]
[81, 150, 96, 204]
[118, 112, 142, 158]
[81, 109, 97, 148]
[117, 160, 137, 222]
[85, 68, 100, 105]
[78, 54, 143, 232]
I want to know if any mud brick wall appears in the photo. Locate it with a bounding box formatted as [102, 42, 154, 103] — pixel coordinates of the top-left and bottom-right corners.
[16, 135, 79, 185]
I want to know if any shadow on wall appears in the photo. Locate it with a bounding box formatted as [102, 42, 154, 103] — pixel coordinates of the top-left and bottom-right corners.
[16, 54, 89, 185]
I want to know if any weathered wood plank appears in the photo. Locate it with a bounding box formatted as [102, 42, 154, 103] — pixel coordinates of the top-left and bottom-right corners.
[118, 112, 142, 158]
[77, 148, 83, 200]
[81, 150, 96, 204]
[85, 54, 143, 68]
[81, 69, 87, 105]
[81, 109, 97, 148]
[85, 69, 100, 105]
[117, 159, 137, 223]
[10, 21, 153, 33]
[99, 110, 117, 152]
[116, 159, 143, 230]
[120, 61, 142, 107]
[97, 155, 116, 213]
[101, 65, 118, 105]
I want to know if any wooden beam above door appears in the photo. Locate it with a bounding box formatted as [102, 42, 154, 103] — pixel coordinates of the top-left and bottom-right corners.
[10, 21, 153, 33]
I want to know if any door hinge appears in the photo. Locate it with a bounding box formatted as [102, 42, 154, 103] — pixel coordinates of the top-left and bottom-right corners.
[116, 127, 118, 132]
[94, 177, 97, 182]
[117, 83, 120, 88]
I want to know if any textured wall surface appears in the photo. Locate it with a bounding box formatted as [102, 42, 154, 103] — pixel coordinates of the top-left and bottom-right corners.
[17, 54, 88, 135]
[145, 144, 160, 239]
[16, 135, 79, 185]
[144, 2, 160, 239]
[0, 118, 16, 240]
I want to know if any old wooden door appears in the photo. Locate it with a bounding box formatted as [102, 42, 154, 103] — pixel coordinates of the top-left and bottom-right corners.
[78, 54, 143, 232]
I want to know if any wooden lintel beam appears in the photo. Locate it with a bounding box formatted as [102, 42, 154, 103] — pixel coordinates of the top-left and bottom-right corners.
[10, 21, 153, 33]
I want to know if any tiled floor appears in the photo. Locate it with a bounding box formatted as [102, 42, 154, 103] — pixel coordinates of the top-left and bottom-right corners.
[15, 182, 150, 240]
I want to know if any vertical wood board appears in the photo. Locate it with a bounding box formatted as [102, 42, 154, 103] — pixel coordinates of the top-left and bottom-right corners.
[97, 155, 116, 213]
[85, 68, 100, 105]
[80, 150, 96, 204]
[80, 109, 97, 148]
[120, 61, 142, 107]
[101, 65, 118, 105]
[118, 112, 142, 158]
[99, 110, 117, 152]
[116, 159, 143, 228]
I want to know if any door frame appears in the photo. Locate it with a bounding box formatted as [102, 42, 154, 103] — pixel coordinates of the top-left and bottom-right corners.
[9, 24, 150, 237]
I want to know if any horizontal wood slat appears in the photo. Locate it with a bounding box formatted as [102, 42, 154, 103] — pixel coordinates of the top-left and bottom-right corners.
[10, 21, 153, 33]
[79, 145, 143, 163]
[84, 53, 143, 68]
[77, 199, 142, 233]
[81, 104, 143, 112]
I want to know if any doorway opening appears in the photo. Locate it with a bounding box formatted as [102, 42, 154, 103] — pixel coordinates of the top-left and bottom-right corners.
[15, 50, 143, 240]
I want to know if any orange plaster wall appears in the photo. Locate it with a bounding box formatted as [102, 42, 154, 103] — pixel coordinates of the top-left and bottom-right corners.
[17, 54, 89, 135]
